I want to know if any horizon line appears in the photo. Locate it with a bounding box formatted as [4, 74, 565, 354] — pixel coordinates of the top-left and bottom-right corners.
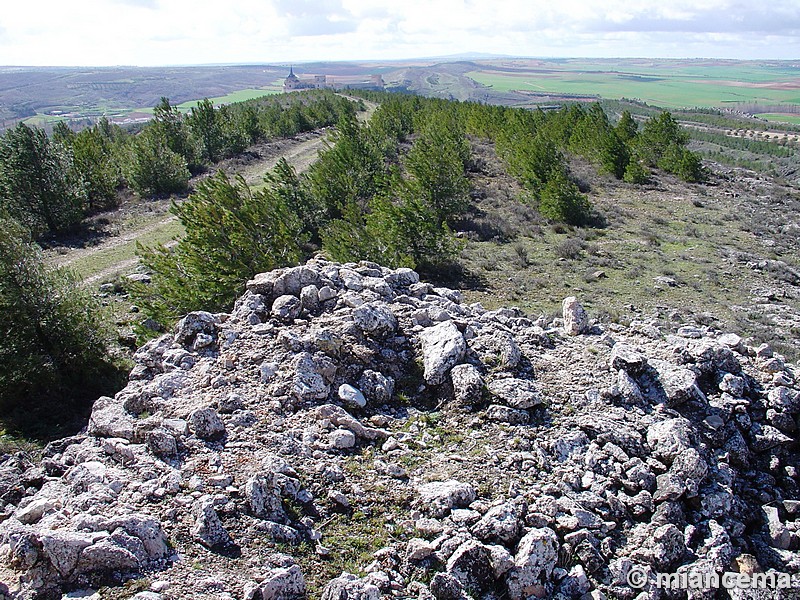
[2, 55, 800, 70]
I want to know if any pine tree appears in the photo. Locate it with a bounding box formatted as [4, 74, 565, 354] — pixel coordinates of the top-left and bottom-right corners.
[616, 110, 638, 142]
[0, 123, 84, 237]
[187, 98, 224, 163]
[152, 97, 197, 168]
[134, 169, 306, 323]
[304, 112, 384, 221]
[538, 169, 592, 226]
[72, 124, 120, 211]
[0, 214, 118, 423]
[405, 110, 469, 223]
[126, 128, 190, 197]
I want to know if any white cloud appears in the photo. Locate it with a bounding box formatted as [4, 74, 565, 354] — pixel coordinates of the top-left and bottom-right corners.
[0, 0, 798, 65]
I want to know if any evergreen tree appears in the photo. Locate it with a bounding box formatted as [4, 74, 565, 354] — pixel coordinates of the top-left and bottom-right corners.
[127, 128, 190, 197]
[51, 121, 75, 146]
[538, 169, 592, 226]
[304, 112, 384, 221]
[152, 97, 196, 168]
[0, 214, 119, 424]
[637, 112, 705, 182]
[616, 110, 638, 142]
[366, 180, 460, 271]
[623, 157, 650, 184]
[569, 104, 629, 178]
[187, 98, 224, 163]
[405, 110, 469, 223]
[72, 124, 120, 211]
[636, 111, 688, 165]
[0, 123, 84, 237]
[658, 143, 706, 183]
[134, 169, 306, 323]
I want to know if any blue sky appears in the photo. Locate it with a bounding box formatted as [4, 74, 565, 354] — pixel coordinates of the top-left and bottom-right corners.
[1, 0, 798, 66]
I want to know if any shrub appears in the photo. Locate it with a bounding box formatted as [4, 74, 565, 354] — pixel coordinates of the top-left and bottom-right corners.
[658, 144, 706, 182]
[126, 128, 190, 196]
[538, 170, 592, 226]
[134, 168, 306, 324]
[0, 215, 120, 431]
[554, 237, 585, 260]
[623, 159, 650, 184]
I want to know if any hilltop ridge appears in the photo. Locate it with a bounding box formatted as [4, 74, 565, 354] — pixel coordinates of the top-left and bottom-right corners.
[1, 258, 798, 599]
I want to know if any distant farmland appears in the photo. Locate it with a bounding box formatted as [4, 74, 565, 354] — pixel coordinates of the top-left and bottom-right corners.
[465, 58, 800, 110]
[4, 59, 800, 131]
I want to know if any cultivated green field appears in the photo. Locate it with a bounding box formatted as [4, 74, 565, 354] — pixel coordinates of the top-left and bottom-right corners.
[175, 88, 282, 110]
[756, 113, 800, 124]
[466, 59, 800, 109]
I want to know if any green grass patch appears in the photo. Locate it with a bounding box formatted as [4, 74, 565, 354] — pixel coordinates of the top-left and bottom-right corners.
[68, 219, 184, 281]
[755, 113, 800, 125]
[175, 88, 282, 111]
[467, 62, 800, 109]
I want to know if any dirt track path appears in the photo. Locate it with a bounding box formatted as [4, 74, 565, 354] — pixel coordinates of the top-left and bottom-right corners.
[49, 95, 380, 285]
[50, 132, 331, 285]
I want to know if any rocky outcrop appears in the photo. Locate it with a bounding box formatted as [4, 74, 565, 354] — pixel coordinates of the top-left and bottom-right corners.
[1, 258, 798, 599]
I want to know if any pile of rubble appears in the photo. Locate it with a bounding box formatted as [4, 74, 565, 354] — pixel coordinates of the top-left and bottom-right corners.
[0, 258, 797, 599]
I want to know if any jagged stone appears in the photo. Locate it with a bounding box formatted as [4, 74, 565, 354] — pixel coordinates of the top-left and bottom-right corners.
[260, 565, 306, 600]
[562, 296, 589, 335]
[450, 364, 484, 405]
[245, 475, 284, 521]
[88, 395, 135, 440]
[646, 418, 693, 464]
[300, 285, 320, 312]
[418, 480, 476, 517]
[419, 321, 466, 385]
[610, 344, 648, 374]
[146, 429, 178, 459]
[329, 428, 356, 449]
[321, 572, 379, 600]
[357, 370, 394, 404]
[512, 527, 559, 588]
[352, 302, 398, 337]
[651, 360, 706, 406]
[189, 407, 226, 441]
[471, 500, 526, 545]
[13, 496, 61, 525]
[174, 311, 218, 346]
[648, 523, 687, 570]
[290, 352, 331, 401]
[487, 378, 542, 409]
[446, 539, 494, 593]
[472, 331, 522, 369]
[271, 294, 302, 321]
[429, 572, 465, 600]
[616, 369, 645, 404]
[192, 497, 232, 548]
[272, 265, 322, 297]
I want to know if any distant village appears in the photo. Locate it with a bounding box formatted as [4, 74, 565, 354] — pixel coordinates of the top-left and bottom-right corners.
[283, 67, 385, 92]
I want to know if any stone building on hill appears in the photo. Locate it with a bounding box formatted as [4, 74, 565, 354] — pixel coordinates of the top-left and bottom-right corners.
[283, 67, 385, 92]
